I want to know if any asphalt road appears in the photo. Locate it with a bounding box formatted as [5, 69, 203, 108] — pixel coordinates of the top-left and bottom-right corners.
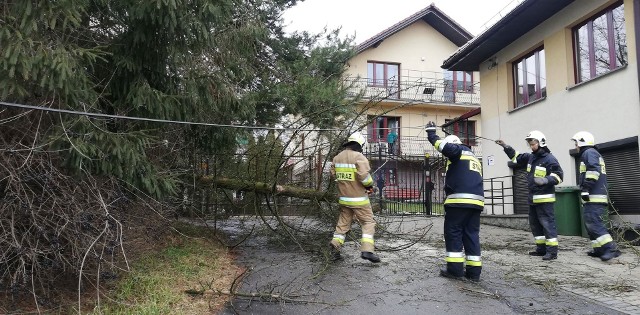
[216, 216, 630, 315]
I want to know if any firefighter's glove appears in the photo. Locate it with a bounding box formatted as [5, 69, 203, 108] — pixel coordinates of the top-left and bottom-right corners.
[581, 191, 590, 202]
[425, 121, 437, 133]
[495, 140, 508, 148]
[365, 186, 375, 195]
[533, 177, 548, 186]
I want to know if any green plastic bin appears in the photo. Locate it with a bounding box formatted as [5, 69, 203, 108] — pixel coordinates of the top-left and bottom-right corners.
[554, 186, 582, 236]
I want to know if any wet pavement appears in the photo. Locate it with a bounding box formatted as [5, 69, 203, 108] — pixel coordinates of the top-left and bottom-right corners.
[213, 216, 638, 315]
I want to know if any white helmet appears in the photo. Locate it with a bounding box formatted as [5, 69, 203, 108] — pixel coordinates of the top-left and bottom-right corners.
[525, 130, 547, 147]
[347, 131, 366, 146]
[444, 135, 462, 144]
[571, 131, 595, 147]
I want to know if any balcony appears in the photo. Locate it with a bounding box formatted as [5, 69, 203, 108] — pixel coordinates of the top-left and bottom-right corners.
[363, 136, 482, 159]
[343, 71, 480, 105]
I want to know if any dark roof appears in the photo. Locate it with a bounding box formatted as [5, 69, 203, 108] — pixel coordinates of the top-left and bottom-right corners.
[442, 0, 575, 71]
[356, 4, 473, 54]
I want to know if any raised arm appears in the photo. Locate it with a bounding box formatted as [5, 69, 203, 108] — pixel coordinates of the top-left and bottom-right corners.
[425, 121, 462, 159]
[495, 140, 529, 167]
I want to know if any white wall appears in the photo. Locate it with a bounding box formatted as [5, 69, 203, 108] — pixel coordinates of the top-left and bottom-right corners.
[478, 0, 640, 222]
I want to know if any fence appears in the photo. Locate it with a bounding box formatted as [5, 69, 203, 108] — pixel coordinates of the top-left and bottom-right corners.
[483, 175, 516, 215]
[343, 75, 480, 105]
[363, 136, 482, 158]
[190, 139, 493, 218]
[363, 146, 449, 216]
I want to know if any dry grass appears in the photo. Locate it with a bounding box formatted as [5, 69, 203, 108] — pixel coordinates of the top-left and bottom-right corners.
[0, 221, 241, 315]
[89, 222, 242, 315]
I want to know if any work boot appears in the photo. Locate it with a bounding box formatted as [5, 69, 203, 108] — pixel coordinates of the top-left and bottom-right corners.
[542, 253, 557, 260]
[528, 250, 546, 256]
[600, 249, 621, 262]
[439, 267, 465, 281]
[360, 251, 381, 263]
[586, 250, 601, 257]
[465, 274, 481, 283]
[329, 245, 342, 262]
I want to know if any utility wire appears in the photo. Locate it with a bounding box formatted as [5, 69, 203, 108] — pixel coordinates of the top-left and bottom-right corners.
[1, 74, 478, 134]
[0, 101, 343, 132]
[0, 100, 446, 132]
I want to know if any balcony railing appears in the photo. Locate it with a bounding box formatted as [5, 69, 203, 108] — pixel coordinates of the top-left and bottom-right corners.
[363, 136, 482, 158]
[344, 74, 480, 105]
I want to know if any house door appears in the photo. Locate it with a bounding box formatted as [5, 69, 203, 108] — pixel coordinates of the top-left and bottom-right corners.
[368, 116, 400, 146]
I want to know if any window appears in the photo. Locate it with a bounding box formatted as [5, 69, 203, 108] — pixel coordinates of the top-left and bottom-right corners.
[444, 119, 476, 146]
[513, 47, 546, 108]
[367, 61, 400, 98]
[443, 71, 474, 102]
[367, 116, 400, 142]
[574, 2, 627, 83]
[367, 61, 399, 86]
[447, 71, 474, 92]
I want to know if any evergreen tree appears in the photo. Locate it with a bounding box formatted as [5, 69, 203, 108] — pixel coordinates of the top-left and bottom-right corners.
[0, 0, 355, 305]
[0, 0, 355, 197]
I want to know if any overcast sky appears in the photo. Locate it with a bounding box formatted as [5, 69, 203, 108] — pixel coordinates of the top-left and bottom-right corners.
[284, 0, 520, 44]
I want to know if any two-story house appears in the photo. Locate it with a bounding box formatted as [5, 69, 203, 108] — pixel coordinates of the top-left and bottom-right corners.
[443, 0, 640, 228]
[344, 4, 482, 206]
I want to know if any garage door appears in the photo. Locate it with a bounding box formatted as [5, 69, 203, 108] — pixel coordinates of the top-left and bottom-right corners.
[513, 168, 529, 215]
[600, 143, 640, 215]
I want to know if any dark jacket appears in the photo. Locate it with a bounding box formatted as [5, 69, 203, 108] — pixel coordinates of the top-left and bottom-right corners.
[428, 133, 484, 210]
[578, 147, 608, 204]
[504, 146, 563, 205]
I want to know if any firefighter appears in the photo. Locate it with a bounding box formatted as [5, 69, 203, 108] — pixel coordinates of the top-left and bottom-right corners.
[495, 131, 563, 260]
[426, 122, 483, 282]
[571, 131, 621, 261]
[329, 131, 380, 263]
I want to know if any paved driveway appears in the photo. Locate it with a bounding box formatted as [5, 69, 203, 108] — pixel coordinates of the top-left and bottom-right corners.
[215, 216, 639, 314]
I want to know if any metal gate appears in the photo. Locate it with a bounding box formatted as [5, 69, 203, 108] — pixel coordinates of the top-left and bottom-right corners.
[365, 151, 447, 216]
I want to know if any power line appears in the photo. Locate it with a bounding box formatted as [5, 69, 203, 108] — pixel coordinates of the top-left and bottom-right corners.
[0, 100, 440, 132]
[0, 101, 343, 132]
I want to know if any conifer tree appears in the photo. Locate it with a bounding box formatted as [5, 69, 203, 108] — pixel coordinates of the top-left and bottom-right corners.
[0, 0, 355, 305]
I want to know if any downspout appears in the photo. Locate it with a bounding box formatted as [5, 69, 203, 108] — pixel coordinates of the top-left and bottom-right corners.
[635, 0, 640, 102]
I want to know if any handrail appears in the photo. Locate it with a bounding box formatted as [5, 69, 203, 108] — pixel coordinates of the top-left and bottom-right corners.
[483, 175, 515, 215]
[343, 76, 481, 105]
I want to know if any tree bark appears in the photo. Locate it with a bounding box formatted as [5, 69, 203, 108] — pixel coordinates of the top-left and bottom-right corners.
[198, 176, 335, 201]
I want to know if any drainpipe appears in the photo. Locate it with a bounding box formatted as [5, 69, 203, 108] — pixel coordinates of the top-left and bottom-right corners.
[635, 0, 640, 103]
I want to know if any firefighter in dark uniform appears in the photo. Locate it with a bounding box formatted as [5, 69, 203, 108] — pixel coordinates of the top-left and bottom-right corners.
[329, 131, 381, 263]
[571, 131, 621, 261]
[426, 122, 484, 282]
[496, 131, 563, 260]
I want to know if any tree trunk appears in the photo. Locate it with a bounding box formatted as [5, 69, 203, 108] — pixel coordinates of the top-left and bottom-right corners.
[198, 177, 335, 201]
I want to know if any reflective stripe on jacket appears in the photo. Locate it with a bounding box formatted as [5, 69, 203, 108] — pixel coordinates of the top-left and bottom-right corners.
[578, 147, 608, 204]
[331, 149, 373, 207]
[429, 134, 484, 210]
[504, 146, 563, 205]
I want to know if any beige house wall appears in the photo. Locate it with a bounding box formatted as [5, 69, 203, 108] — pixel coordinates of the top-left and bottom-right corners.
[346, 21, 462, 78]
[347, 20, 481, 139]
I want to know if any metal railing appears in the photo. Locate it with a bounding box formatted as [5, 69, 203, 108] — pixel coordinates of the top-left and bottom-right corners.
[343, 75, 480, 105]
[483, 175, 516, 215]
[363, 136, 482, 158]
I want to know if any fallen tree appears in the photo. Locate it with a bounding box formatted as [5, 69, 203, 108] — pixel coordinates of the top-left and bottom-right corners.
[198, 176, 335, 201]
